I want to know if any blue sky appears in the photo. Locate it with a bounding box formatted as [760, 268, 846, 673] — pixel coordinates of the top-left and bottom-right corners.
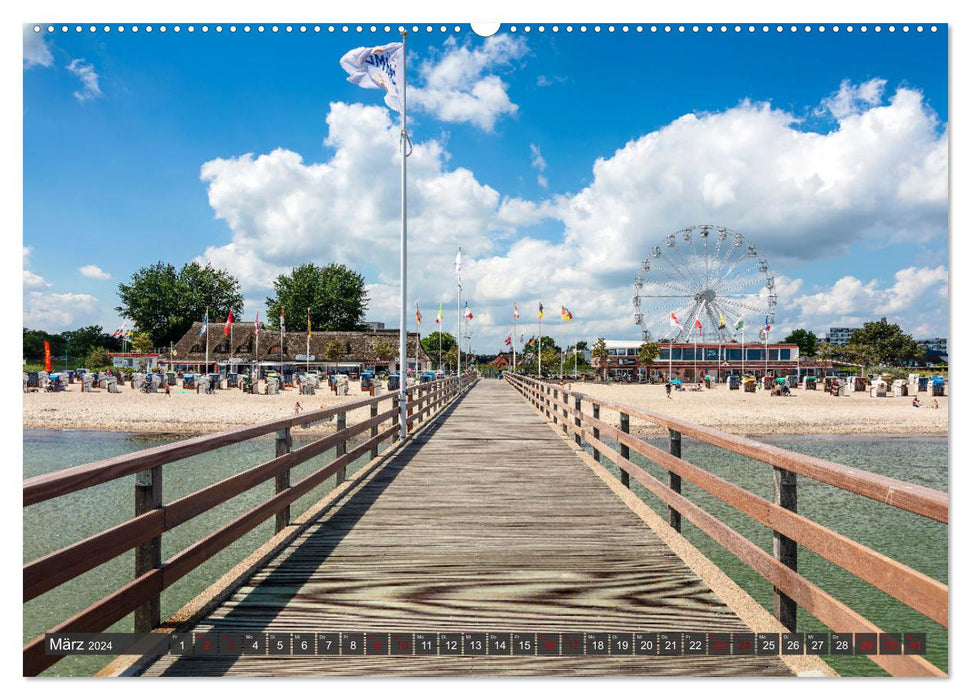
[23, 22, 948, 350]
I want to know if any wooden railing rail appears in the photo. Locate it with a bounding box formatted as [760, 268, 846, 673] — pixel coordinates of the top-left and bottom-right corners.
[505, 373, 947, 677]
[23, 372, 478, 676]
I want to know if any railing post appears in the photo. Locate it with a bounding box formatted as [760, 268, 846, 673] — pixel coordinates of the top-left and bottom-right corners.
[370, 402, 379, 459]
[134, 465, 162, 632]
[592, 404, 601, 463]
[619, 412, 630, 489]
[336, 412, 347, 484]
[552, 388, 558, 425]
[668, 429, 682, 532]
[773, 468, 798, 631]
[574, 396, 582, 446]
[407, 387, 414, 432]
[392, 394, 400, 442]
[274, 427, 292, 534]
[561, 391, 568, 435]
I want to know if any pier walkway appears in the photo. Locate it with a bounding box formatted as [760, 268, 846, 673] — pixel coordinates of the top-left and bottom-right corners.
[136, 379, 792, 676]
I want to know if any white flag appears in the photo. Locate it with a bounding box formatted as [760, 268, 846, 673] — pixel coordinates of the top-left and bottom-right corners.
[339, 43, 403, 112]
[455, 249, 462, 275]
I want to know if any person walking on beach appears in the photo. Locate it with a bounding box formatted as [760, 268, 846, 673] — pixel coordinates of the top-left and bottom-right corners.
[294, 401, 303, 414]
[165, 384, 171, 397]
[665, 382, 672, 399]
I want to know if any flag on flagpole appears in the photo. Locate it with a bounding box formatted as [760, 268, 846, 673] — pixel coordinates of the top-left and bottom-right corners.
[339, 42, 403, 112]
[670, 312, 683, 330]
[538, 302, 544, 319]
[464, 302, 473, 320]
[764, 315, 772, 332]
[505, 334, 512, 346]
[279, 308, 285, 334]
[520, 334, 525, 345]
[224, 311, 234, 336]
[718, 312, 726, 329]
[736, 318, 744, 331]
[561, 306, 573, 321]
[198, 312, 208, 337]
[415, 301, 422, 326]
[307, 309, 312, 339]
[454, 249, 462, 275]
[514, 301, 520, 320]
[694, 318, 703, 337]
[435, 303, 443, 324]
[254, 310, 260, 336]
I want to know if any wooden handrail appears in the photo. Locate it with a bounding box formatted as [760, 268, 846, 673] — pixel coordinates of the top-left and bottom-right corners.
[504, 373, 948, 676]
[508, 374, 947, 522]
[23, 373, 476, 675]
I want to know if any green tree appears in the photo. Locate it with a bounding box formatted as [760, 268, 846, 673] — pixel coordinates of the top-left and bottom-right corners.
[420, 331, 457, 367]
[848, 321, 924, 365]
[523, 335, 559, 356]
[130, 331, 154, 353]
[116, 262, 243, 347]
[574, 340, 589, 352]
[783, 329, 820, 357]
[23, 328, 66, 362]
[324, 338, 345, 363]
[592, 337, 609, 380]
[84, 347, 111, 370]
[444, 346, 459, 370]
[266, 263, 369, 332]
[539, 348, 559, 375]
[638, 341, 661, 367]
[372, 339, 395, 360]
[844, 343, 880, 372]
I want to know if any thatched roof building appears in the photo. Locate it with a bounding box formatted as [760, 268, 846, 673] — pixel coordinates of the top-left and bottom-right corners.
[168, 322, 432, 371]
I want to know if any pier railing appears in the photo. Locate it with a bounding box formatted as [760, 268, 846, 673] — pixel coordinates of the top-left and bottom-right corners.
[23, 373, 477, 676]
[505, 373, 947, 677]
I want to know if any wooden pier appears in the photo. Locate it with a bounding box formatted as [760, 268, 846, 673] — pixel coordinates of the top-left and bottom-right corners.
[24, 374, 947, 677]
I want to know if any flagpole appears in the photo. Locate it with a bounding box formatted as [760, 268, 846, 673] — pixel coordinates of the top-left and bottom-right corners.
[229, 318, 233, 375]
[457, 246, 462, 379]
[513, 315, 517, 372]
[255, 313, 260, 387]
[205, 307, 209, 375]
[538, 310, 542, 377]
[741, 328, 746, 376]
[397, 29, 410, 440]
[306, 308, 310, 375]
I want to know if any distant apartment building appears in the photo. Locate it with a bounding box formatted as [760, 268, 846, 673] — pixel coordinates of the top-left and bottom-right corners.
[363, 321, 386, 331]
[824, 327, 859, 346]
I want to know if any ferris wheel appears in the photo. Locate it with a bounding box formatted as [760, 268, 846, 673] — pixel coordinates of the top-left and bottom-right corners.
[633, 225, 777, 343]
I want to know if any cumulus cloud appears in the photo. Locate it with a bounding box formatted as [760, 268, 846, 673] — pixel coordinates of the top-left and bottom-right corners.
[409, 35, 526, 131]
[22, 247, 49, 289]
[530, 143, 548, 188]
[193, 79, 947, 350]
[79, 264, 111, 280]
[67, 58, 102, 102]
[23, 26, 53, 68]
[819, 78, 887, 119]
[23, 291, 98, 329]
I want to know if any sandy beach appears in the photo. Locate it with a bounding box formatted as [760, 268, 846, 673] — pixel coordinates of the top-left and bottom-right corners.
[22, 381, 392, 435]
[559, 380, 948, 436]
[23, 377, 947, 437]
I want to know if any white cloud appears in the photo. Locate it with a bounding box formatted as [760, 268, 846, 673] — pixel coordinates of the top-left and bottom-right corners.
[530, 143, 548, 188]
[193, 80, 948, 351]
[79, 264, 111, 280]
[819, 78, 887, 119]
[23, 292, 98, 330]
[409, 35, 526, 131]
[66, 58, 102, 102]
[22, 246, 49, 289]
[23, 26, 53, 68]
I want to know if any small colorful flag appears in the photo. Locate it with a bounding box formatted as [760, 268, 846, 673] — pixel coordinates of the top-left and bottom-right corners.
[735, 318, 744, 331]
[44, 341, 51, 372]
[198, 312, 208, 337]
[718, 313, 726, 329]
[561, 306, 573, 322]
[415, 302, 422, 326]
[464, 302, 473, 320]
[514, 301, 520, 320]
[307, 309, 312, 339]
[279, 308, 285, 335]
[670, 312, 683, 331]
[224, 310, 234, 336]
[764, 315, 771, 332]
[520, 334, 525, 344]
[254, 310, 260, 337]
[435, 303, 443, 324]
[538, 302, 544, 319]
[694, 319, 703, 337]
[505, 334, 512, 346]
